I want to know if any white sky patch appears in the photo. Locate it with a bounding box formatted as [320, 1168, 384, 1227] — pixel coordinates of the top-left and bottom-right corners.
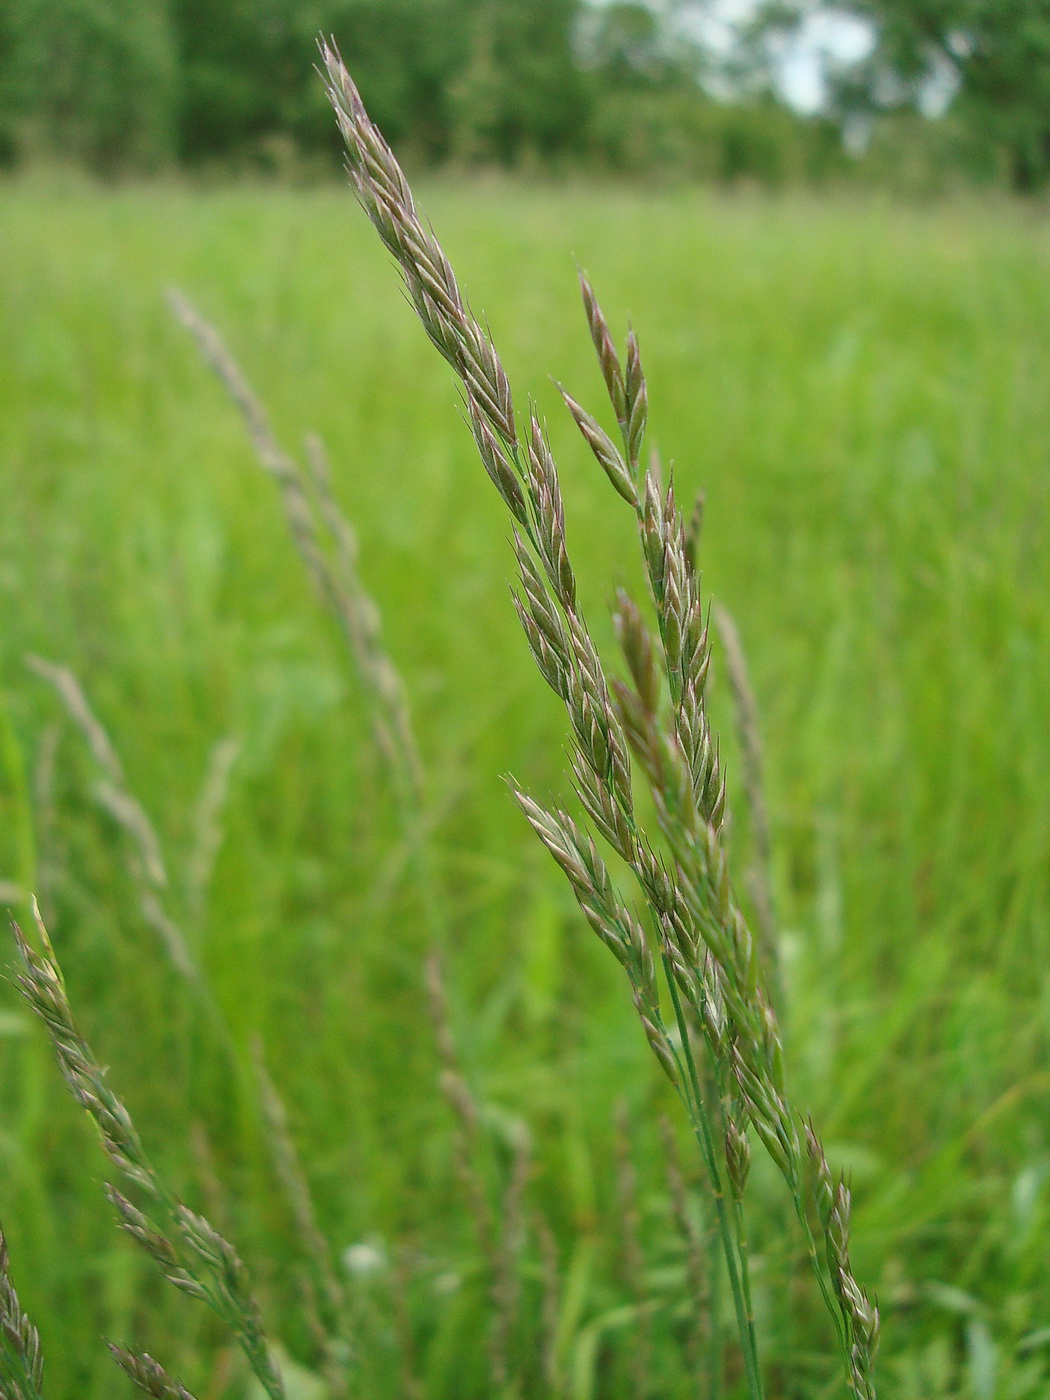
[774, 9, 875, 112]
[593, 0, 879, 113]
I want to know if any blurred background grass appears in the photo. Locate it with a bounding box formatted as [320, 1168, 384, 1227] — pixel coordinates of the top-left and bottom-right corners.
[1, 175, 1049, 1397]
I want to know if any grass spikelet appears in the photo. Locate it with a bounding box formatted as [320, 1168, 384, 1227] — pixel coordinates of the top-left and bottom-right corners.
[169, 288, 420, 804]
[424, 950, 542, 1392]
[24, 659, 354, 1389]
[106, 1346, 199, 1400]
[535, 1212, 561, 1398]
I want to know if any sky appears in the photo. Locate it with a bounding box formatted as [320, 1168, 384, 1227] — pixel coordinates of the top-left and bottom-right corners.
[772, 9, 875, 110]
[696, 0, 876, 111]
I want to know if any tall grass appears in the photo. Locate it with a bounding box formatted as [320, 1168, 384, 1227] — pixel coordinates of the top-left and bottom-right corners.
[322, 41, 878, 1397]
[0, 153, 1049, 1397]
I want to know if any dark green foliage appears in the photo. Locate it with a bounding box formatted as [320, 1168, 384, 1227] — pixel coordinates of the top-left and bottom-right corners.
[0, 0, 596, 172]
[765, 0, 1050, 190]
[580, 2, 847, 183]
[588, 84, 847, 183]
[171, 0, 472, 163]
[176, 0, 587, 168]
[0, 0, 177, 170]
[878, 0, 1050, 189]
[0, 0, 875, 181]
[450, 0, 589, 163]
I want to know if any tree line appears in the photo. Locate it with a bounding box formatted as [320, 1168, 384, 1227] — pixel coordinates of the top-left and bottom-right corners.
[1, 0, 1047, 189]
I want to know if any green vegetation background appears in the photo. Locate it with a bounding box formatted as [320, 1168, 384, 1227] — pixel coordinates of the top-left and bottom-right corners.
[0, 0, 1018, 191]
[2, 177, 1050, 1397]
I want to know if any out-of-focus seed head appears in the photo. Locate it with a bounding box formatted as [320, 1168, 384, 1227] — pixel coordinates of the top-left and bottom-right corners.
[612, 588, 660, 717]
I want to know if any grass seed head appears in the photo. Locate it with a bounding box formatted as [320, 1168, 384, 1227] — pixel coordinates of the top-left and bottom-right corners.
[107, 1347, 199, 1400]
[0, 1224, 44, 1400]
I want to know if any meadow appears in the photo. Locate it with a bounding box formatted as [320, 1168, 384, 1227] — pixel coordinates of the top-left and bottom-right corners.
[1, 172, 1050, 1400]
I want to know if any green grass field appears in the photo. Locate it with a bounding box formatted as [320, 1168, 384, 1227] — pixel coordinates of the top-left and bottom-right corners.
[2, 176, 1050, 1400]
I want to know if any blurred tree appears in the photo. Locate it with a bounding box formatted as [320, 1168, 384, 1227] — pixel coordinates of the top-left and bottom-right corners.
[578, 0, 697, 89]
[449, 0, 589, 163]
[172, 0, 589, 166]
[171, 0, 471, 163]
[758, 0, 1050, 189]
[0, 0, 862, 182]
[579, 0, 844, 183]
[0, 0, 177, 170]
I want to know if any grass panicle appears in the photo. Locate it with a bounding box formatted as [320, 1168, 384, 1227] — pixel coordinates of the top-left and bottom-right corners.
[12, 901, 287, 1400]
[24, 654, 356, 1393]
[168, 288, 420, 806]
[26, 655, 198, 985]
[322, 40, 878, 1399]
